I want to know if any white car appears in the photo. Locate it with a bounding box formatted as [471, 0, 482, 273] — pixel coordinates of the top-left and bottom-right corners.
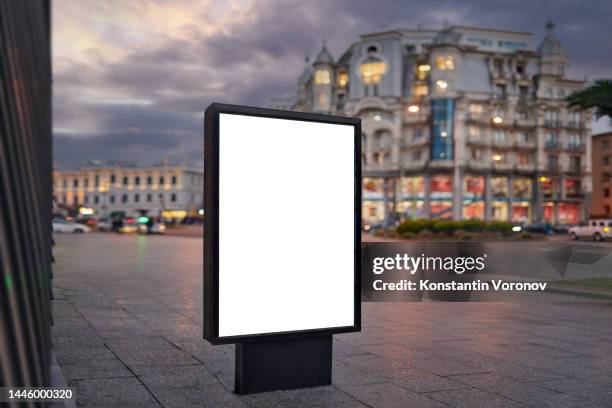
[53, 219, 91, 233]
[569, 219, 612, 242]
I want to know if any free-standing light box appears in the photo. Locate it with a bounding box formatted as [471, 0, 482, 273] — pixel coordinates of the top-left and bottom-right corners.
[204, 103, 361, 393]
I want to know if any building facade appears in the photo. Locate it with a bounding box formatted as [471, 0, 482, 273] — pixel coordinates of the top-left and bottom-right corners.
[592, 132, 612, 217]
[53, 166, 204, 219]
[291, 21, 591, 225]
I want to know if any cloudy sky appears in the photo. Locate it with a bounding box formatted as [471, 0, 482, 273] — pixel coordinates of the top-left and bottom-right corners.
[53, 0, 612, 168]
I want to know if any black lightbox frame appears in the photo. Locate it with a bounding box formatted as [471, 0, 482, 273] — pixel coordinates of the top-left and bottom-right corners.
[204, 103, 361, 345]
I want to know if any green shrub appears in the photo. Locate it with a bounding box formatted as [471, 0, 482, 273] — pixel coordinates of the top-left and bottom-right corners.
[397, 219, 435, 234]
[397, 219, 513, 235]
[485, 220, 513, 232]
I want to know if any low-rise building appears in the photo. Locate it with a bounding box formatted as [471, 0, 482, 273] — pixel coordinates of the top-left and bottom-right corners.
[592, 132, 612, 217]
[53, 166, 203, 219]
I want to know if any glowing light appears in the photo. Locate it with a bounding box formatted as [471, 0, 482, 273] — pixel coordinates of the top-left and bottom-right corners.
[512, 226, 522, 232]
[137, 216, 149, 223]
[198, 209, 204, 215]
[314, 70, 331, 85]
[436, 80, 448, 89]
[492, 154, 503, 161]
[492, 116, 503, 124]
[441, 131, 448, 137]
[418, 64, 431, 72]
[408, 105, 420, 113]
[539, 176, 550, 183]
[78, 207, 94, 215]
[374, 114, 381, 121]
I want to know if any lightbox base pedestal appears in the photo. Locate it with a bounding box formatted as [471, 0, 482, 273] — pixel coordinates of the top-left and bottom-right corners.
[234, 334, 332, 394]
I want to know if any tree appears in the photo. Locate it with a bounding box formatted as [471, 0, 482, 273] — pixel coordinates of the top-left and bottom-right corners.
[566, 79, 612, 123]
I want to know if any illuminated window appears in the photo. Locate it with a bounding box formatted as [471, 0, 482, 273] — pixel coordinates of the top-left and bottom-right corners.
[469, 103, 483, 114]
[492, 152, 504, 162]
[416, 64, 430, 80]
[317, 93, 328, 104]
[435, 55, 455, 70]
[337, 71, 349, 87]
[436, 80, 448, 90]
[413, 84, 428, 97]
[359, 57, 386, 85]
[314, 70, 330, 85]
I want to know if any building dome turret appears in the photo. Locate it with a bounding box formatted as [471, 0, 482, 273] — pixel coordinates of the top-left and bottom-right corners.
[538, 19, 566, 56]
[314, 42, 335, 65]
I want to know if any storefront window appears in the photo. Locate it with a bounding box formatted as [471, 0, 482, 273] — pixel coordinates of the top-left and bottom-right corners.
[512, 178, 532, 199]
[491, 177, 508, 199]
[463, 176, 484, 199]
[543, 202, 554, 222]
[511, 203, 530, 224]
[463, 202, 484, 220]
[431, 201, 453, 219]
[491, 202, 508, 221]
[363, 177, 384, 200]
[363, 201, 385, 223]
[541, 178, 554, 198]
[398, 200, 425, 219]
[559, 203, 580, 224]
[430, 175, 452, 200]
[402, 177, 425, 198]
[564, 179, 581, 198]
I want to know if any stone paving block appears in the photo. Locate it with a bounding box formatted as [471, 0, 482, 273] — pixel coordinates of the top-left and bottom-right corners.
[59, 358, 132, 381]
[426, 387, 527, 407]
[151, 383, 248, 408]
[110, 346, 200, 368]
[68, 377, 160, 407]
[535, 378, 612, 406]
[136, 364, 220, 388]
[54, 345, 117, 364]
[340, 382, 447, 408]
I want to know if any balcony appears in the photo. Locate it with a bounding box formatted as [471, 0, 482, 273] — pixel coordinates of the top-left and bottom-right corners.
[403, 159, 428, 171]
[464, 161, 489, 171]
[543, 120, 561, 128]
[544, 141, 562, 151]
[545, 163, 560, 173]
[566, 165, 586, 175]
[492, 162, 513, 171]
[565, 189, 585, 199]
[466, 136, 488, 146]
[515, 163, 536, 172]
[513, 140, 536, 149]
[491, 139, 513, 148]
[567, 121, 582, 129]
[427, 159, 453, 169]
[566, 143, 586, 152]
[403, 137, 429, 148]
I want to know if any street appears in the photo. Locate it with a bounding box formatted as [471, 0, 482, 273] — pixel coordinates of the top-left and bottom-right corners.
[52, 233, 612, 407]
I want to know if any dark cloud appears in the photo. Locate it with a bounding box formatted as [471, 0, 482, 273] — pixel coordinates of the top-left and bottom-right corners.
[53, 0, 612, 168]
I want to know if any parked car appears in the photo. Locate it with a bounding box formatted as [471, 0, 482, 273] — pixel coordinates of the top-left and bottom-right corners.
[52, 219, 91, 233]
[524, 223, 553, 235]
[138, 222, 166, 235]
[569, 219, 612, 242]
[553, 224, 574, 234]
[119, 220, 139, 234]
[97, 218, 112, 232]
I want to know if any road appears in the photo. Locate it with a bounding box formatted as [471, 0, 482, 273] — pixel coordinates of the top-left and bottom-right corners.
[52, 233, 612, 407]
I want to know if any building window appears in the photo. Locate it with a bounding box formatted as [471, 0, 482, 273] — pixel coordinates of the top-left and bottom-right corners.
[412, 128, 423, 140]
[547, 155, 559, 172]
[416, 64, 430, 80]
[73, 179, 78, 188]
[314, 69, 331, 85]
[122, 194, 128, 203]
[147, 176, 152, 184]
[493, 59, 504, 76]
[84, 195, 89, 204]
[517, 131, 530, 143]
[517, 110, 528, 120]
[413, 84, 428, 97]
[468, 103, 483, 114]
[123, 176, 128, 185]
[84, 178, 89, 188]
[544, 110, 559, 126]
[62, 179, 67, 188]
[110, 195, 115, 204]
[435, 80, 448, 90]
[492, 152, 505, 163]
[435, 55, 455, 70]
[412, 150, 422, 161]
[546, 132, 559, 147]
[135, 176, 140, 185]
[603, 156, 609, 166]
[359, 56, 386, 85]
[604, 188, 610, 198]
[159, 176, 164, 184]
[495, 84, 506, 99]
[171, 193, 177, 202]
[518, 86, 529, 101]
[492, 130, 507, 143]
[94, 195, 99, 204]
[147, 193, 152, 202]
[134, 194, 139, 203]
[430, 99, 454, 160]
[110, 174, 116, 183]
[470, 148, 482, 160]
[337, 71, 349, 87]
[94, 175, 99, 187]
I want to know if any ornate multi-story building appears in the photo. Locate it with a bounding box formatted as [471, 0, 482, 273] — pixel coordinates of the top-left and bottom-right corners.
[591, 132, 612, 217]
[53, 166, 203, 219]
[290, 20, 591, 225]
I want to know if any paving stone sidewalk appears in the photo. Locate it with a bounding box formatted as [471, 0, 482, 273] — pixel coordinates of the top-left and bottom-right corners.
[52, 233, 612, 407]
